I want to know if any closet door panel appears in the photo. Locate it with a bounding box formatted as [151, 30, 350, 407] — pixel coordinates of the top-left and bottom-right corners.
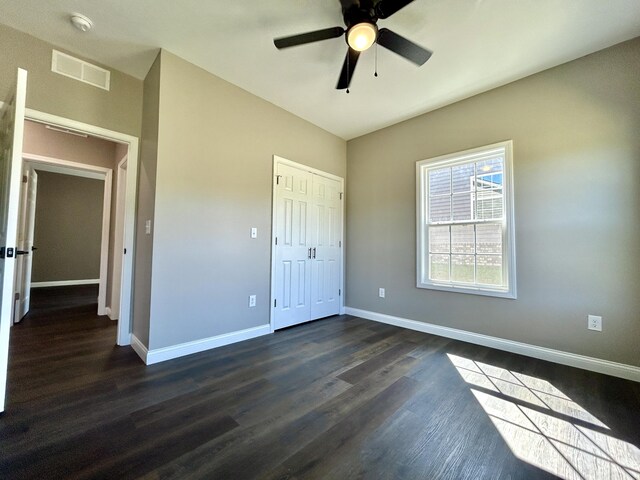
[274, 164, 312, 329]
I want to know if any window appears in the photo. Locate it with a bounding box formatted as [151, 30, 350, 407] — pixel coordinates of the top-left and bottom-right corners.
[416, 141, 516, 298]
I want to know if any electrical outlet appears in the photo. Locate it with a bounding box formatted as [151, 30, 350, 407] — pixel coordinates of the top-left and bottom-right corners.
[379, 288, 385, 298]
[588, 315, 602, 332]
[251, 227, 257, 239]
[249, 295, 256, 307]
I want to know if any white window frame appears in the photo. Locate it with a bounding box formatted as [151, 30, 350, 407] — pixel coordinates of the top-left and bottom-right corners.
[416, 140, 517, 299]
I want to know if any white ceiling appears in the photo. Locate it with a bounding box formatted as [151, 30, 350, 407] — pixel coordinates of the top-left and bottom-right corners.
[1, 0, 640, 139]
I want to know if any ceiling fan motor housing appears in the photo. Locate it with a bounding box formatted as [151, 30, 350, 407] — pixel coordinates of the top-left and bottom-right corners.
[342, 0, 378, 29]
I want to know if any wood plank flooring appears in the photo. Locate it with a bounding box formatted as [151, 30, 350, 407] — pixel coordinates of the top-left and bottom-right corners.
[1, 286, 639, 479]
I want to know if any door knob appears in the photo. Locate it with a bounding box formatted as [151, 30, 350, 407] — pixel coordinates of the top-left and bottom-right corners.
[307, 248, 312, 259]
[312, 247, 316, 259]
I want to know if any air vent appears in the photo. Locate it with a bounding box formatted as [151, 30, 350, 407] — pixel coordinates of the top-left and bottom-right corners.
[51, 50, 110, 91]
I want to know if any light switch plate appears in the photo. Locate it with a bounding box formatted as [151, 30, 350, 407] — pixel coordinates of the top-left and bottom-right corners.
[251, 227, 257, 239]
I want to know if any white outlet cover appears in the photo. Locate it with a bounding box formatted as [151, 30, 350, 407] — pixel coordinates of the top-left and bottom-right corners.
[588, 315, 602, 332]
[251, 227, 257, 238]
[379, 288, 385, 298]
[249, 295, 256, 307]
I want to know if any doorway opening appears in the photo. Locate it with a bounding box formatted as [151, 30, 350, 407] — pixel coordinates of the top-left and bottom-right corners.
[14, 109, 138, 345]
[18, 153, 110, 322]
[14, 119, 135, 347]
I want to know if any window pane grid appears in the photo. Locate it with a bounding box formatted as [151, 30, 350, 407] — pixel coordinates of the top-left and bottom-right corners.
[429, 161, 505, 225]
[428, 222, 503, 286]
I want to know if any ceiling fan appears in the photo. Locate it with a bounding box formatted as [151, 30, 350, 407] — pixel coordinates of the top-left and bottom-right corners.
[273, 0, 432, 90]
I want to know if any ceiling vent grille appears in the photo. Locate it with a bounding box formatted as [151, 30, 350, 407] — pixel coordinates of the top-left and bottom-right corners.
[51, 50, 111, 91]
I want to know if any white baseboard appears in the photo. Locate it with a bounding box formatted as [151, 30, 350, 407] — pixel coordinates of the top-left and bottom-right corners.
[31, 279, 100, 288]
[130, 334, 148, 363]
[105, 307, 118, 321]
[141, 324, 271, 365]
[345, 307, 640, 383]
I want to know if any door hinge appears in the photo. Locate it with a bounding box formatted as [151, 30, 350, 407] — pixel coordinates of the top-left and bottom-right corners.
[274, 299, 277, 308]
[22, 175, 28, 183]
[339, 241, 341, 248]
[124, 248, 127, 254]
[339, 192, 343, 200]
[339, 289, 341, 296]
[275, 237, 278, 245]
[276, 175, 281, 185]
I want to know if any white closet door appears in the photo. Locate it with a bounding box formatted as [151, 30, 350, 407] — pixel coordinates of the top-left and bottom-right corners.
[310, 174, 342, 320]
[273, 163, 313, 330]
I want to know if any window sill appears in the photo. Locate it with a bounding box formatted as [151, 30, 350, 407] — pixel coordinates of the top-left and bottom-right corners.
[417, 282, 517, 299]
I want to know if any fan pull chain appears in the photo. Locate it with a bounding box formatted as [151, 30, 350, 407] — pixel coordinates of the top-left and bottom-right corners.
[374, 42, 378, 77]
[346, 51, 350, 94]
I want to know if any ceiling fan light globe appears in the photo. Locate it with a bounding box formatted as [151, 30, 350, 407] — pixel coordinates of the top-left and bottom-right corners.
[347, 23, 378, 51]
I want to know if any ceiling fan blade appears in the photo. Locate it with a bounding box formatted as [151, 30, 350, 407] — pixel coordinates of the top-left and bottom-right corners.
[377, 28, 432, 65]
[336, 48, 361, 89]
[274, 26, 344, 49]
[375, 0, 415, 19]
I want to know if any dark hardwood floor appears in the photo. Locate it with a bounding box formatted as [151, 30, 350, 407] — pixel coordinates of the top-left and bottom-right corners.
[1, 286, 639, 479]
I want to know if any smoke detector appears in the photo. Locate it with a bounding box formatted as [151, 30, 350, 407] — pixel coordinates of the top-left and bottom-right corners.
[70, 13, 93, 32]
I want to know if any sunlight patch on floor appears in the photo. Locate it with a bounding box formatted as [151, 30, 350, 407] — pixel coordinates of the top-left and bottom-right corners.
[447, 353, 640, 480]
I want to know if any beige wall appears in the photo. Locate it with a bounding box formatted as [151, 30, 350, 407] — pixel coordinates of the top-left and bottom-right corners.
[0, 23, 143, 138]
[32, 171, 103, 282]
[141, 50, 346, 350]
[23, 120, 118, 168]
[132, 54, 161, 347]
[346, 37, 640, 366]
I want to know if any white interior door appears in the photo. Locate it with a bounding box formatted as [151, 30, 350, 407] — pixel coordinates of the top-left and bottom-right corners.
[23, 168, 37, 317]
[272, 159, 343, 330]
[273, 163, 313, 329]
[14, 164, 37, 322]
[0, 68, 28, 412]
[310, 174, 342, 320]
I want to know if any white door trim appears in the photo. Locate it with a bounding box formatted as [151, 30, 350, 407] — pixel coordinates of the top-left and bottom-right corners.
[269, 155, 345, 333]
[274, 155, 344, 183]
[111, 155, 128, 321]
[23, 153, 112, 317]
[23, 110, 139, 346]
